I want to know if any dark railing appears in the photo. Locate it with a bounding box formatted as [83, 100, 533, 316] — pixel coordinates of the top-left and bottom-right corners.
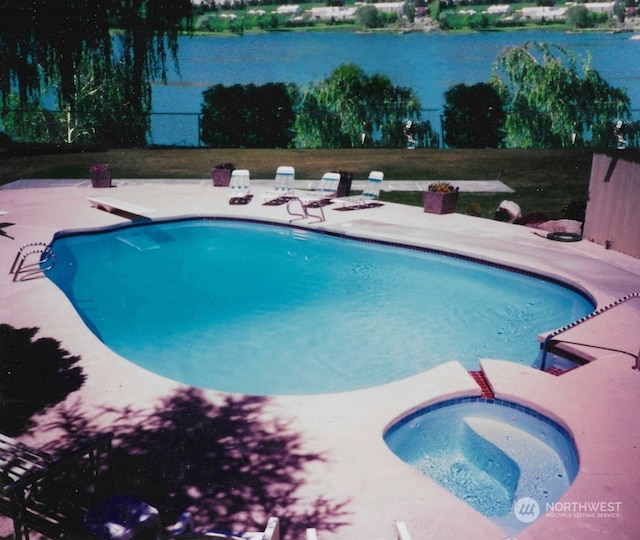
[0, 432, 114, 540]
[2, 108, 639, 148]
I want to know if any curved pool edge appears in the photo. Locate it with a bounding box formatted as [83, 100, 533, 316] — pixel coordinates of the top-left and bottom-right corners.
[44, 215, 596, 394]
[47, 213, 600, 373]
[47, 213, 598, 310]
[3, 180, 640, 540]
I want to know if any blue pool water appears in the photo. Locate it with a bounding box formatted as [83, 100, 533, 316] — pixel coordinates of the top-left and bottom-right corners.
[46, 218, 594, 395]
[384, 397, 579, 535]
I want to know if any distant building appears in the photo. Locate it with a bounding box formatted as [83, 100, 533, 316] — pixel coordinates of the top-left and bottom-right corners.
[581, 2, 615, 14]
[214, 0, 244, 7]
[519, 2, 614, 20]
[520, 6, 567, 20]
[485, 5, 512, 15]
[371, 2, 405, 16]
[275, 5, 301, 15]
[309, 6, 357, 20]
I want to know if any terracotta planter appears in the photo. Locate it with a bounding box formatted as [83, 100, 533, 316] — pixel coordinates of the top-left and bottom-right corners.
[90, 166, 112, 188]
[212, 167, 233, 187]
[423, 191, 458, 214]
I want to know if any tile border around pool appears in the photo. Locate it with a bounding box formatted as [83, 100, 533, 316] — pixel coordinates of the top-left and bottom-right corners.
[384, 395, 576, 444]
[49, 214, 597, 309]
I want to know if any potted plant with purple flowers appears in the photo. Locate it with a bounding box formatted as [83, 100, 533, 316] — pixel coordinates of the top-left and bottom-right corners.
[423, 181, 459, 214]
[211, 162, 235, 187]
[89, 164, 112, 188]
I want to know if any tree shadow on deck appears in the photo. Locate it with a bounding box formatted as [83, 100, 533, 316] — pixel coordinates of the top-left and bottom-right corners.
[0, 324, 85, 436]
[45, 387, 351, 539]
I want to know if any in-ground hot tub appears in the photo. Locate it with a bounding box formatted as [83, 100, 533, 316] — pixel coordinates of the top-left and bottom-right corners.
[383, 397, 579, 535]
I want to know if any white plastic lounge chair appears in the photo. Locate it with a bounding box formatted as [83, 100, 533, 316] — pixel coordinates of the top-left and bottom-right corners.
[287, 172, 340, 223]
[305, 521, 410, 540]
[298, 172, 340, 204]
[261, 166, 295, 204]
[167, 515, 280, 540]
[227, 169, 251, 204]
[335, 170, 384, 209]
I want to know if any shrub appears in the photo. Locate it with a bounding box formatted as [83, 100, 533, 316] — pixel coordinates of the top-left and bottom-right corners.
[465, 202, 482, 217]
[561, 197, 587, 222]
[200, 83, 297, 148]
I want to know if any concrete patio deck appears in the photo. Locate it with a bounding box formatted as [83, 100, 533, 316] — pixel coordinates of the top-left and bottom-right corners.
[1, 178, 639, 539]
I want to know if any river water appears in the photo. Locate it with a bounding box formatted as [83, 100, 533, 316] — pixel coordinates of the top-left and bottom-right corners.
[151, 30, 640, 145]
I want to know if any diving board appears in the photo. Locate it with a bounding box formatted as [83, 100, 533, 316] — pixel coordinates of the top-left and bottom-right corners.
[87, 196, 155, 219]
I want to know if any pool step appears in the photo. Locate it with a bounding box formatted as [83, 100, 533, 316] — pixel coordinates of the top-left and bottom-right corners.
[469, 370, 494, 399]
[536, 345, 584, 376]
[543, 365, 577, 376]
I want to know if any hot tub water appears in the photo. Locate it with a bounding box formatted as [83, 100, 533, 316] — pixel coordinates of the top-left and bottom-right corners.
[384, 397, 579, 535]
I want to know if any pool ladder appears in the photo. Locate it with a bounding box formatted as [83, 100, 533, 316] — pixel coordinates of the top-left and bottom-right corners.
[539, 292, 640, 372]
[10, 242, 56, 282]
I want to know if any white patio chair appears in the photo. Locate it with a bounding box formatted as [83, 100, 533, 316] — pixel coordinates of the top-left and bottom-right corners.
[261, 166, 295, 204]
[227, 169, 251, 203]
[335, 170, 384, 209]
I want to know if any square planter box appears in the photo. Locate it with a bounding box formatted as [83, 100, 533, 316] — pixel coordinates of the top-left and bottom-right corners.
[423, 191, 458, 214]
[212, 168, 233, 187]
[90, 167, 112, 188]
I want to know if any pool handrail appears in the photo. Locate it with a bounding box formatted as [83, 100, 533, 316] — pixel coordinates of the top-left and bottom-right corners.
[10, 242, 56, 282]
[287, 172, 340, 224]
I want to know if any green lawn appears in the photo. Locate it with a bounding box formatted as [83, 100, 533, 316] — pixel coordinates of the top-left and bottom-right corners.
[0, 147, 594, 219]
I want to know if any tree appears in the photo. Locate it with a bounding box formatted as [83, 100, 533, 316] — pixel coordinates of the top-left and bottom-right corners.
[295, 64, 436, 148]
[78, 60, 153, 147]
[430, 0, 441, 23]
[355, 5, 384, 29]
[200, 83, 297, 148]
[614, 0, 626, 23]
[442, 83, 505, 148]
[565, 5, 593, 29]
[0, 95, 61, 143]
[0, 0, 193, 146]
[492, 41, 631, 148]
[0, 324, 85, 436]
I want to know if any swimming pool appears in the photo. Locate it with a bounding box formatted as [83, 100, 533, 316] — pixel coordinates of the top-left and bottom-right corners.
[384, 397, 579, 535]
[46, 218, 594, 395]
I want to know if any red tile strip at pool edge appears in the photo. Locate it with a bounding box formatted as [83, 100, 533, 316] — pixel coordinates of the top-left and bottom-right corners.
[469, 370, 495, 398]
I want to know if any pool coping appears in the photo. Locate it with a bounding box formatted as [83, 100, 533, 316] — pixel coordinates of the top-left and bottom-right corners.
[2, 179, 640, 539]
